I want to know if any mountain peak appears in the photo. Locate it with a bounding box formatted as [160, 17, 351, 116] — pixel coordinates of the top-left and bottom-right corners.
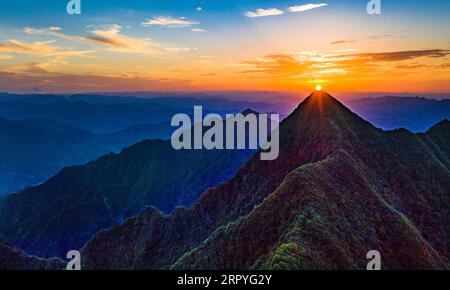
[285, 91, 364, 130]
[241, 108, 259, 115]
[303, 91, 345, 109]
[428, 119, 450, 133]
[80, 91, 450, 270]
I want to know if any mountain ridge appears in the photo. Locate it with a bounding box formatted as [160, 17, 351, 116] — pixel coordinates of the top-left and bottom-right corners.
[0, 116, 175, 196]
[79, 92, 450, 269]
[0, 135, 253, 258]
[1, 92, 448, 269]
[345, 96, 450, 132]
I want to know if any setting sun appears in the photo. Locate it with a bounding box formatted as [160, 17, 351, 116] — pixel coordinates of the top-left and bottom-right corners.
[316, 85, 322, 91]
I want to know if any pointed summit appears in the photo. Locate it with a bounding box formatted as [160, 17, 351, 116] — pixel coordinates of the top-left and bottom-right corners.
[426, 119, 450, 157]
[80, 91, 450, 270]
[274, 92, 377, 167]
[427, 119, 450, 134]
[241, 108, 259, 116]
[4, 92, 449, 270]
[293, 91, 357, 120]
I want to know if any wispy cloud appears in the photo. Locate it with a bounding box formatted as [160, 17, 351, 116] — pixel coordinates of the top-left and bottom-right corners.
[329, 33, 403, 46]
[242, 54, 310, 75]
[395, 63, 429, 70]
[367, 34, 404, 40]
[25, 26, 61, 34]
[349, 49, 450, 61]
[142, 16, 199, 27]
[245, 3, 327, 18]
[240, 49, 450, 80]
[288, 3, 328, 13]
[0, 68, 193, 93]
[245, 8, 284, 18]
[164, 46, 195, 52]
[330, 39, 355, 45]
[191, 28, 206, 33]
[0, 39, 93, 58]
[25, 26, 64, 36]
[332, 48, 359, 53]
[437, 63, 450, 69]
[85, 25, 159, 55]
[25, 25, 159, 56]
[0, 54, 12, 60]
[0, 39, 57, 54]
[84, 25, 130, 48]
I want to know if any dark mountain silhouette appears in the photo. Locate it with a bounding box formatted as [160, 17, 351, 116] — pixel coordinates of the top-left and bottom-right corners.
[0, 93, 293, 133]
[345, 96, 450, 132]
[0, 100, 177, 134]
[424, 119, 450, 157]
[75, 92, 449, 270]
[0, 117, 175, 196]
[0, 137, 253, 258]
[242, 108, 260, 116]
[0, 117, 92, 195]
[0, 237, 63, 270]
[104, 121, 173, 141]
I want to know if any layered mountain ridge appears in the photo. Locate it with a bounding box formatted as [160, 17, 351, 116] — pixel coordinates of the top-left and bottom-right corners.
[0, 116, 175, 196]
[77, 92, 449, 270]
[0, 139, 253, 258]
[0, 237, 63, 270]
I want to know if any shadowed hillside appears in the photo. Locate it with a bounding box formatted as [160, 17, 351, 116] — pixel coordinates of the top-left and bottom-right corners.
[0, 117, 174, 196]
[0, 139, 253, 258]
[0, 237, 63, 270]
[78, 92, 449, 270]
[345, 96, 450, 132]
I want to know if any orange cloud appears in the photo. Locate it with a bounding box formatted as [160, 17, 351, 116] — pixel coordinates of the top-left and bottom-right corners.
[0, 68, 193, 93]
[367, 34, 404, 40]
[84, 25, 131, 49]
[0, 39, 93, 57]
[347, 49, 450, 62]
[331, 39, 355, 45]
[24, 25, 159, 56]
[237, 49, 450, 92]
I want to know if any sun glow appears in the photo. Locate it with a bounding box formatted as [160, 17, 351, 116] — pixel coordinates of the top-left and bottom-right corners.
[315, 85, 322, 91]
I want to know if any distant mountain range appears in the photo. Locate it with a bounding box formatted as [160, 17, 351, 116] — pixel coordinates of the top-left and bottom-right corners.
[0, 92, 291, 196]
[69, 93, 448, 270]
[0, 99, 179, 134]
[0, 237, 63, 270]
[0, 92, 293, 133]
[0, 92, 449, 270]
[345, 96, 450, 132]
[0, 138, 253, 258]
[1, 92, 449, 133]
[0, 117, 176, 196]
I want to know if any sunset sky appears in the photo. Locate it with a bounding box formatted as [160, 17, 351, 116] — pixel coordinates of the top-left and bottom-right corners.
[0, 0, 449, 94]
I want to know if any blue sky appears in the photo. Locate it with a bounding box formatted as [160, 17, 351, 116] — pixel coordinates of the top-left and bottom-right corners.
[0, 1, 449, 93]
